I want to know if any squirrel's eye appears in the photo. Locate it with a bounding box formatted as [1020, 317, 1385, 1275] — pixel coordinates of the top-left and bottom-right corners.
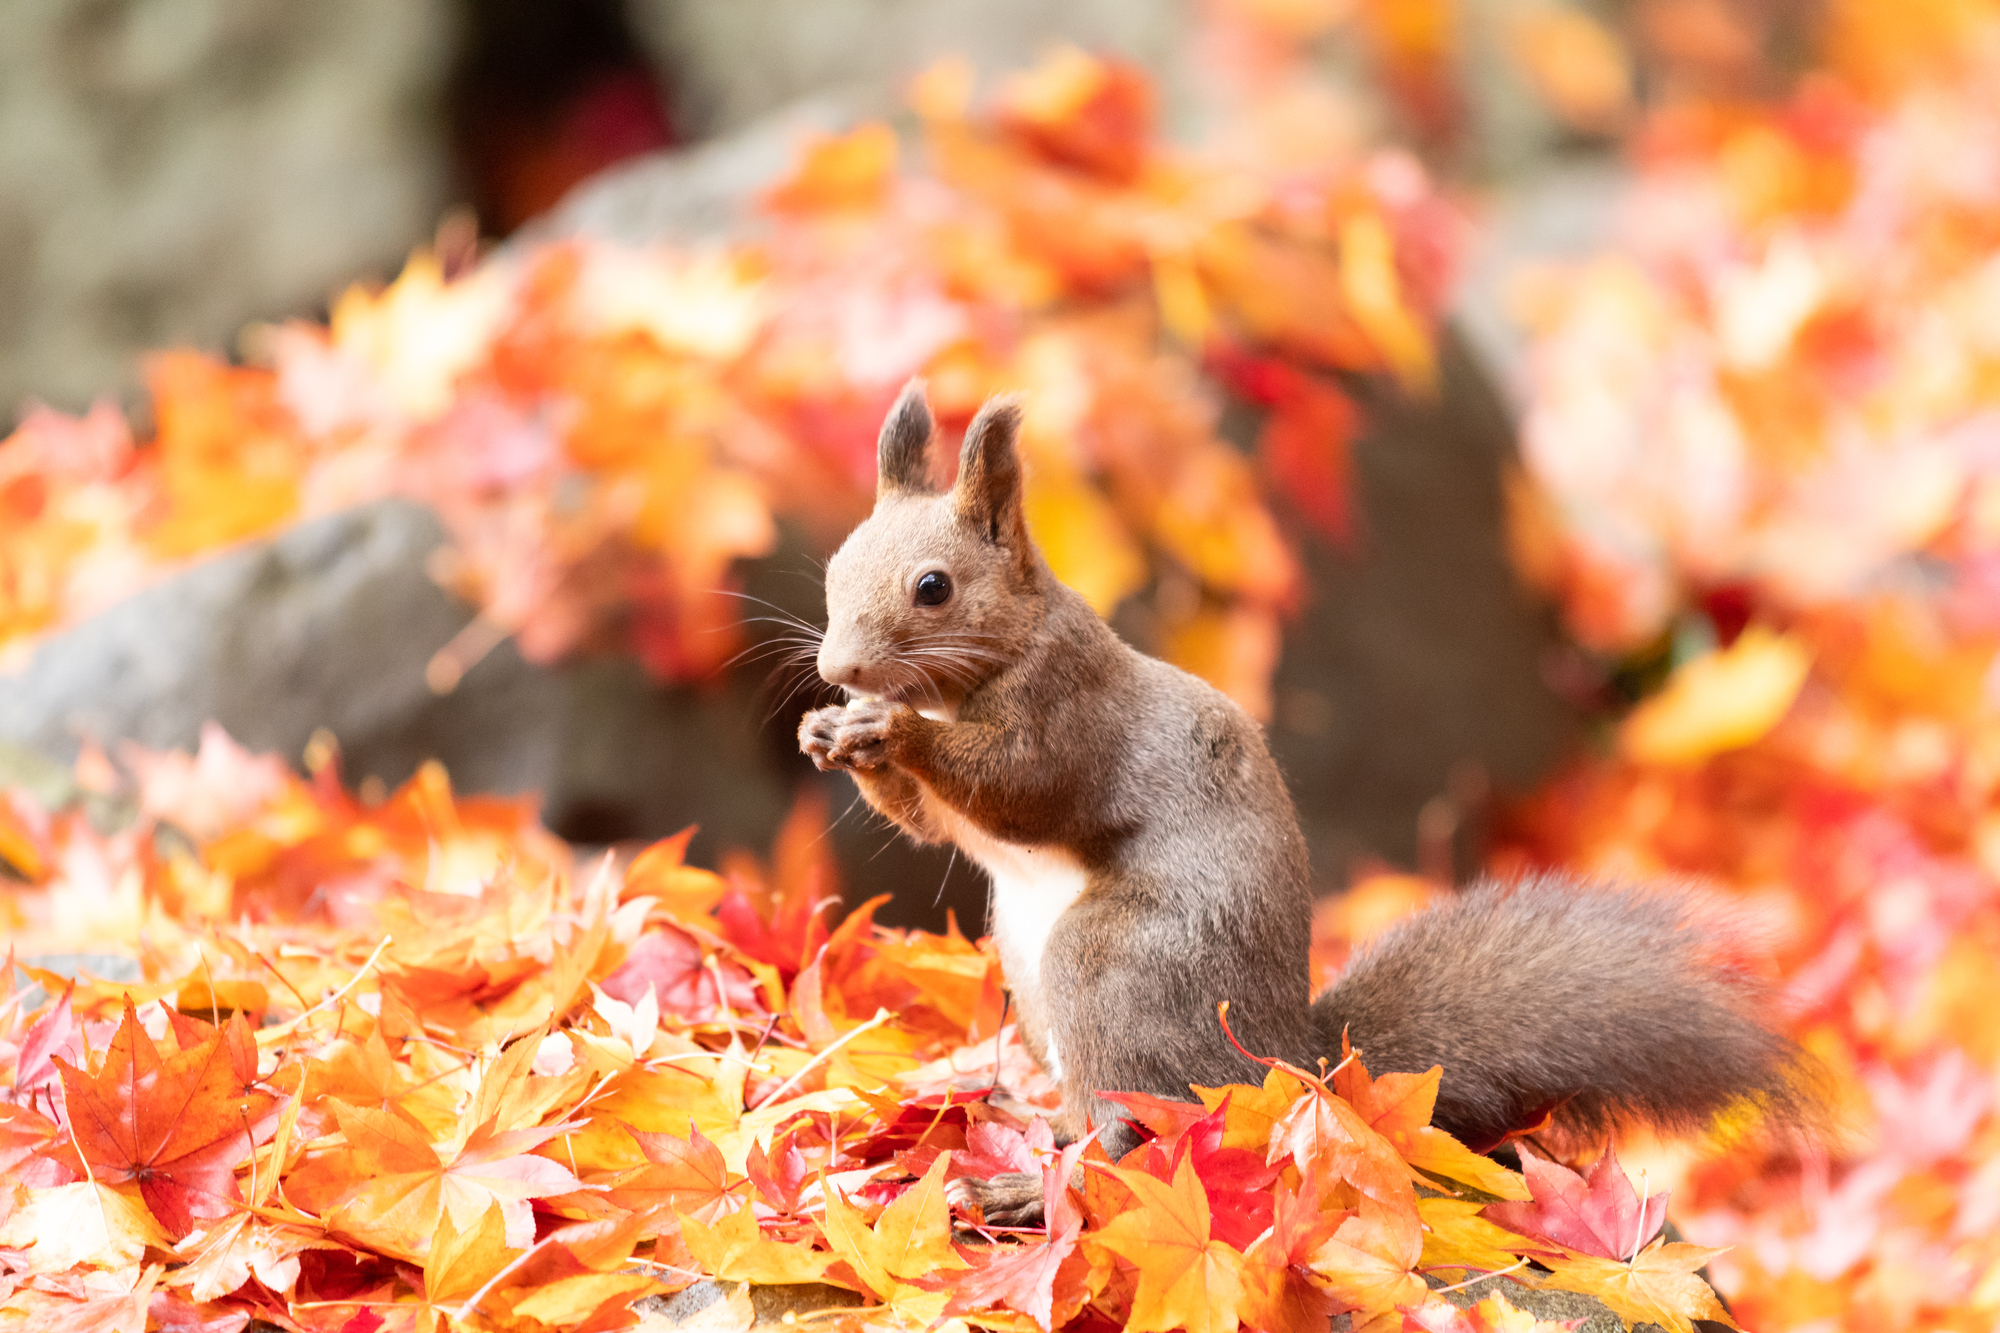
[914, 571, 953, 607]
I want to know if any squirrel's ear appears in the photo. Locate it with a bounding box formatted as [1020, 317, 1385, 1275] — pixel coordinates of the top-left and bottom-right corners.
[877, 380, 937, 496]
[954, 394, 1027, 547]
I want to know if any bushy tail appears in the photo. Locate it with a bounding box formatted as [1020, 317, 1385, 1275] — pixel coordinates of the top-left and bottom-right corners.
[1311, 875, 1819, 1153]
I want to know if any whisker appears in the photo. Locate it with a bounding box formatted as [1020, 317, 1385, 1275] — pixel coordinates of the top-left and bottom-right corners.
[715, 638, 824, 675]
[933, 846, 960, 910]
[712, 590, 828, 639]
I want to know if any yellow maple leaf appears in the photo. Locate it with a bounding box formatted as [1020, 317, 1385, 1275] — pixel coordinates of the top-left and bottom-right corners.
[316, 1101, 587, 1261]
[678, 1202, 833, 1287]
[1194, 1066, 1310, 1153]
[1086, 1157, 1247, 1333]
[1416, 1197, 1554, 1275]
[1621, 625, 1811, 765]
[1540, 1242, 1740, 1333]
[0, 1182, 170, 1274]
[424, 1201, 515, 1306]
[1339, 213, 1435, 393]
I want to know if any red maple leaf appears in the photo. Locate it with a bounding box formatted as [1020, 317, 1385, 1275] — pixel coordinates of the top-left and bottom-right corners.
[11, 980, 74, 1105]
[745, 1129, 814, 1215]
[1485, 1143, 1668, 1262]
[943, 1222, 1090, 1332]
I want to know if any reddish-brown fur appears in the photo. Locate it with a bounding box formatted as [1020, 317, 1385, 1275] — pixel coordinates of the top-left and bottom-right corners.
[800, 382, 1815, 1225]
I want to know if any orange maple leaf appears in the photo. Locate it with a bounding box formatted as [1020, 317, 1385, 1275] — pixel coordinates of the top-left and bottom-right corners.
[317, 1101, 588, 1261]
[55, 1001, 278, 1239]
[1332, 1058, 1530, 1201]
[602, 1122, 744, 1224]
[1306, 1195, 1429, 1320]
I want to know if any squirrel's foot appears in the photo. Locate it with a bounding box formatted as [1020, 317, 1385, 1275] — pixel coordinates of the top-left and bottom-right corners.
[798, 699, 910, 771]
[947, 1171, 1044, 1229]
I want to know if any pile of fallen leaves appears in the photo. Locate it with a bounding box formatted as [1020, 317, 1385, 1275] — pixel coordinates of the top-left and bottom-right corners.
[1499, 5, 2000, 1326]
[0, 14, 1460, 718]
[0, 729, 1737, 1333]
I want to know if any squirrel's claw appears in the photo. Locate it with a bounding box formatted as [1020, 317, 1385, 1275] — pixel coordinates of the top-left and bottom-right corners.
[798, 706, 851, 771]
[799, 700, 908, 771]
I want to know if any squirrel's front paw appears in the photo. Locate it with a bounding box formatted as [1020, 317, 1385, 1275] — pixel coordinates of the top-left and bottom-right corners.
[798, 699, 911, 771]
[799, 706, 848, 772]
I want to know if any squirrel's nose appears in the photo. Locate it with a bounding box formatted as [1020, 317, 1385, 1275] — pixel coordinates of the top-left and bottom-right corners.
[817, 650, 865, 688]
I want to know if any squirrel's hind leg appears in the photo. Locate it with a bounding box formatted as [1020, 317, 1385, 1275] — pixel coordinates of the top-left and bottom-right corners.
[1039, 890, 1275, 1150]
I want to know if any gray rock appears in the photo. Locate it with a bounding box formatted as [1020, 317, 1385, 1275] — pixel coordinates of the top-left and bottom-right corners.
[1425, 1271, 1629, 1331]
[0, 501, 792, 868]
[634, 1280, 863, 1328]
[528, 100, 853, 251]
[625, 0, 1192, 142]
[0, 0, 454, 418]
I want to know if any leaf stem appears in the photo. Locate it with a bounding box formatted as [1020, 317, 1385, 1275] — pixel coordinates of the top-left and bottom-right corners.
[265, 934, 393, 1040]
[456, 1232, 558, 1321]
[1432, 1257, 1529, 1294]
[751, 1008, 893, 1110]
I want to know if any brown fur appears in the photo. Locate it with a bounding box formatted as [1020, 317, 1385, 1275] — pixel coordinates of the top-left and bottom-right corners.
[801, 382, 1815, 1225]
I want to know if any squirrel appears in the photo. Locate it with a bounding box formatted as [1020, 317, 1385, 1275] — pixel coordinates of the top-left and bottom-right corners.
[798, 381, 1813, 1224]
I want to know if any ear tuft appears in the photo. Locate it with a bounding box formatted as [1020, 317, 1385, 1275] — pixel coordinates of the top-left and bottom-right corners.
[955, 394, 1027, 546]
[877, 380, 937, 495]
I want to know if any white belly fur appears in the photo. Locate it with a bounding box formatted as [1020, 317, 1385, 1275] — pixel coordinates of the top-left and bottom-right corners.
[918, 785, 1088, 1021]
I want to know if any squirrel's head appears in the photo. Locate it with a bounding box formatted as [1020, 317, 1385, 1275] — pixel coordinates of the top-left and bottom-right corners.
[817, 380, 1044, 710]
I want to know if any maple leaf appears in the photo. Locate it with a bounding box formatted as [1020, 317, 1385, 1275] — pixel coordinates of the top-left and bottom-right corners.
[8, 1258, 162, 1333]
[11, 980, 72, 1103]
[604, 1122, 744, 1224]
[620, 829, 729, 920]
[1307, 1195, 1429, 1318]
[55, 1000, 278, 1239]
[317, 1100, 587, 1260]
[601, 927, 763, 1026]
[1268, 1080, 1415, 1211]
[1484, 1144, 1667, 1262]
[1620, 626, 1812, 764]
[764, 123, 899, 213]
[1086, 1156, 1247, 1333]
[1119, 1100, 1279, 1250]
[1417, 1196, 1560, 1275]
[0, 1097, 72, 1189]
[1333, 1059, 1531, 1202]
[676, 1198, 831, 1286]
[1538, 1242, 1739, 1333]
[0, 1181, 170, 1273]
[943, 1219, 1092, 1333]
[819, 1152, 966, 1325]
[950, 1118, 1046, 1180]
[1195, 1066, 1311, 1152]
[170, 1214, 321, 1302]
[423, 1200, 515, 1307]
[1237, 1175, 1347, 1333]
[744, 1129, 815, 1215]
[478, 1235, 667, 1333]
